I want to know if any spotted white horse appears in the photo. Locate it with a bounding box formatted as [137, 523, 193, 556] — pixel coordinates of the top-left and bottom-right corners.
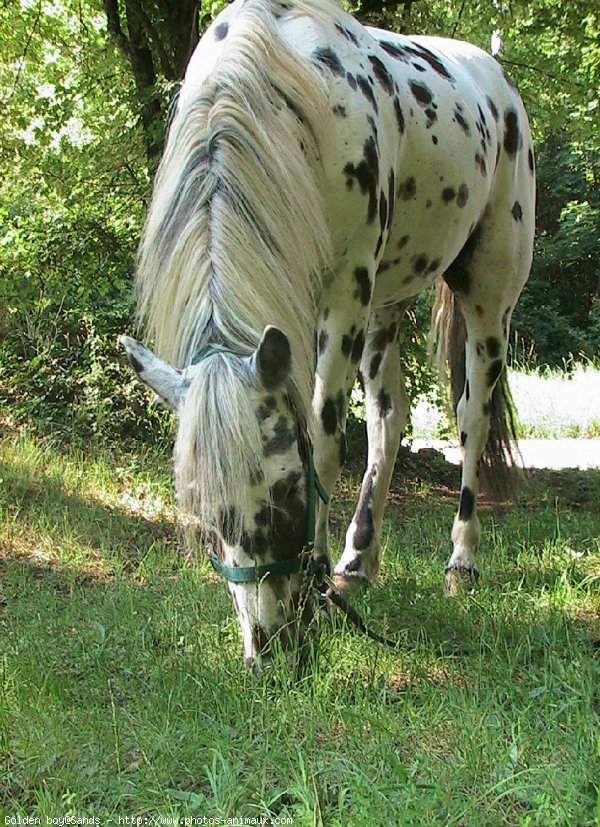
[121, 0, 535, 668]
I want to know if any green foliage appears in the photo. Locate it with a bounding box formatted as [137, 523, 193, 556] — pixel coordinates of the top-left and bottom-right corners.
[512, 136, 600, 367]
[0, 0, 164, 440]
[0, 0, 599, 438]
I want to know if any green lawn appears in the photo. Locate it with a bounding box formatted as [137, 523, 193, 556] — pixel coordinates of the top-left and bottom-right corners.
[1, 430, 599, 825]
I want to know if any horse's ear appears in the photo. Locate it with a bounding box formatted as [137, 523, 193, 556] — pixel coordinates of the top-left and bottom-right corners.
[119, 336, 186, 410]
[253, 326, 291, 389]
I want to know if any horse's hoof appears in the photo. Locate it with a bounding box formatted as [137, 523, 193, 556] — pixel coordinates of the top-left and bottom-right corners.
[331, 572, 369, 596]
[444, 564, 479, 596]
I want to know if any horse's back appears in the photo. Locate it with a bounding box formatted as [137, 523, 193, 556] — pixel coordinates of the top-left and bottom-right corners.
[181, 1, 535, 308]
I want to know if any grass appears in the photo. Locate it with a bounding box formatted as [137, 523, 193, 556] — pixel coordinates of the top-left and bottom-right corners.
[1, 428, 599, 825]
[411, 364, 600, 440]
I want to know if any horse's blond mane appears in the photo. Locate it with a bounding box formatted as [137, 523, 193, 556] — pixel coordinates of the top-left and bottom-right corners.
[135, 0, 339, 526]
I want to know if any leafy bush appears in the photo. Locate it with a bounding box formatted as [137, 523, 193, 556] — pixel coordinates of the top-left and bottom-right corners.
[512, 136, 600, 368]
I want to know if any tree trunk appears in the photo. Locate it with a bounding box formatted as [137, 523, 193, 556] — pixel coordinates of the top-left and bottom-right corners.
[103, 0, 200, 169]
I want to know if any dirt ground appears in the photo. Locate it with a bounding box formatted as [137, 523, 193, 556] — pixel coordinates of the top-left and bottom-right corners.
[344, 421, 600, 510]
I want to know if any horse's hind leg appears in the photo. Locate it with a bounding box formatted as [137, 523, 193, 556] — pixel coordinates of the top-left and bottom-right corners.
[334, 303, 409, 585]
[443, 205, 533, 594]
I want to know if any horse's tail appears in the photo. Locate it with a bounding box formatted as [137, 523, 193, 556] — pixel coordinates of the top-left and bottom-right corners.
[431, 281, 521, 498]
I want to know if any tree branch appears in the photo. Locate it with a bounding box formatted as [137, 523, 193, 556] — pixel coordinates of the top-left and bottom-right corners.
[103, 0, 131, 62]
[499, 58, 586, 89]
[451, 0, 468, 38]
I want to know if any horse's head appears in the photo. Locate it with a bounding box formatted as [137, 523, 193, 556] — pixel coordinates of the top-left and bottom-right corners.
[120, 326, 324, 670]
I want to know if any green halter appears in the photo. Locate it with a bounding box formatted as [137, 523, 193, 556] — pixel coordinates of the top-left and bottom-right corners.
[193, 342, 330, 584]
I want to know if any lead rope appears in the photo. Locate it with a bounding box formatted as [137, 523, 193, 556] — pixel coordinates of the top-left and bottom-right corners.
[304, 448, 403, 651]
[322, 586, 404, 649]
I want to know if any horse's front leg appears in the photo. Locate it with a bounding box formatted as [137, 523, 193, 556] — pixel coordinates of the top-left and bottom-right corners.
[333, 303, 409, 586]
[312, 270, 374, 576]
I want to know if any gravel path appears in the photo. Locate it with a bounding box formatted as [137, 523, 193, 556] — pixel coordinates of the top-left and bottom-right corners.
[410, 438, 600, 470]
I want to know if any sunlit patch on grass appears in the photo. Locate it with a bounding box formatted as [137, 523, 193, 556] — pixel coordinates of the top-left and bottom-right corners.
[0, 429, 598, 824]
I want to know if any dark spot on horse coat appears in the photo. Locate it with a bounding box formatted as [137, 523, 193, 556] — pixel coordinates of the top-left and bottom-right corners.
[398, 176, 416, 200]
[475, 152, 487, 177]
[511, 201, 523, 221]
[414, 254, 428, 274]
[528, 147, 534, 173]
[357, 75, 378, 112]
[456, 183, 469, 208]
[318, 328, 329, 355]
[487, 359, 503, 387]
[377, 388, 392, 417]
[351, 330, 365, 363]
[353, 466, 376, 550]
[214, 22, 229, 40]
[466, 380, 470, 401]
[268, 472, 306, 558]
[341, 334, 353, 357]
[354, 267, 372, 306]
[335, 22, 359, 46]
[321, 399, 337, 435]
[332, 104, 347, 117]
[442, 187, 456, 202]
[387, 170, 395, 228]
[460, 431, 468, 446]
[458, 486, 475, 521]
[346, 72, 357, 90]
[378, 191, 388, 236]
[503, 109, 520, 156]
[369, 353, 382, 380]
[393, 97, 405, 133]
[409, 80, 433, 106]
[486, 337, 501, 359]
[409, 43, 453, 81]
[454, 108, 470, 135]
[256, 395, 277, 422]
[344, 136, 380, 223]
[368, 55, 395, 95]
[424, 106, 437, 126]
[263, 415, 296, 456]
[486, 96, 499, 121]
[379, 41, 408, 61]
[313, 47, 345, 77]
[127, 352, 146, 376]
[344, 556, 362, 572]
[398, 234, 410, 249]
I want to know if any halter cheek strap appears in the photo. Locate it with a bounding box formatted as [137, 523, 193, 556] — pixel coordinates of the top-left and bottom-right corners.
[194, 342, 329, 584]
[207, 448, 329, 584]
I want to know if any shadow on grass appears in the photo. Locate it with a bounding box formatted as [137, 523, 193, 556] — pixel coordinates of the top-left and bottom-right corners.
[0, 455, 178, 578]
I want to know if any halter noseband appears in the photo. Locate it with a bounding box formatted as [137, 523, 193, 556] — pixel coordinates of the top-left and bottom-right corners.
[192, 342, 330, 585]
